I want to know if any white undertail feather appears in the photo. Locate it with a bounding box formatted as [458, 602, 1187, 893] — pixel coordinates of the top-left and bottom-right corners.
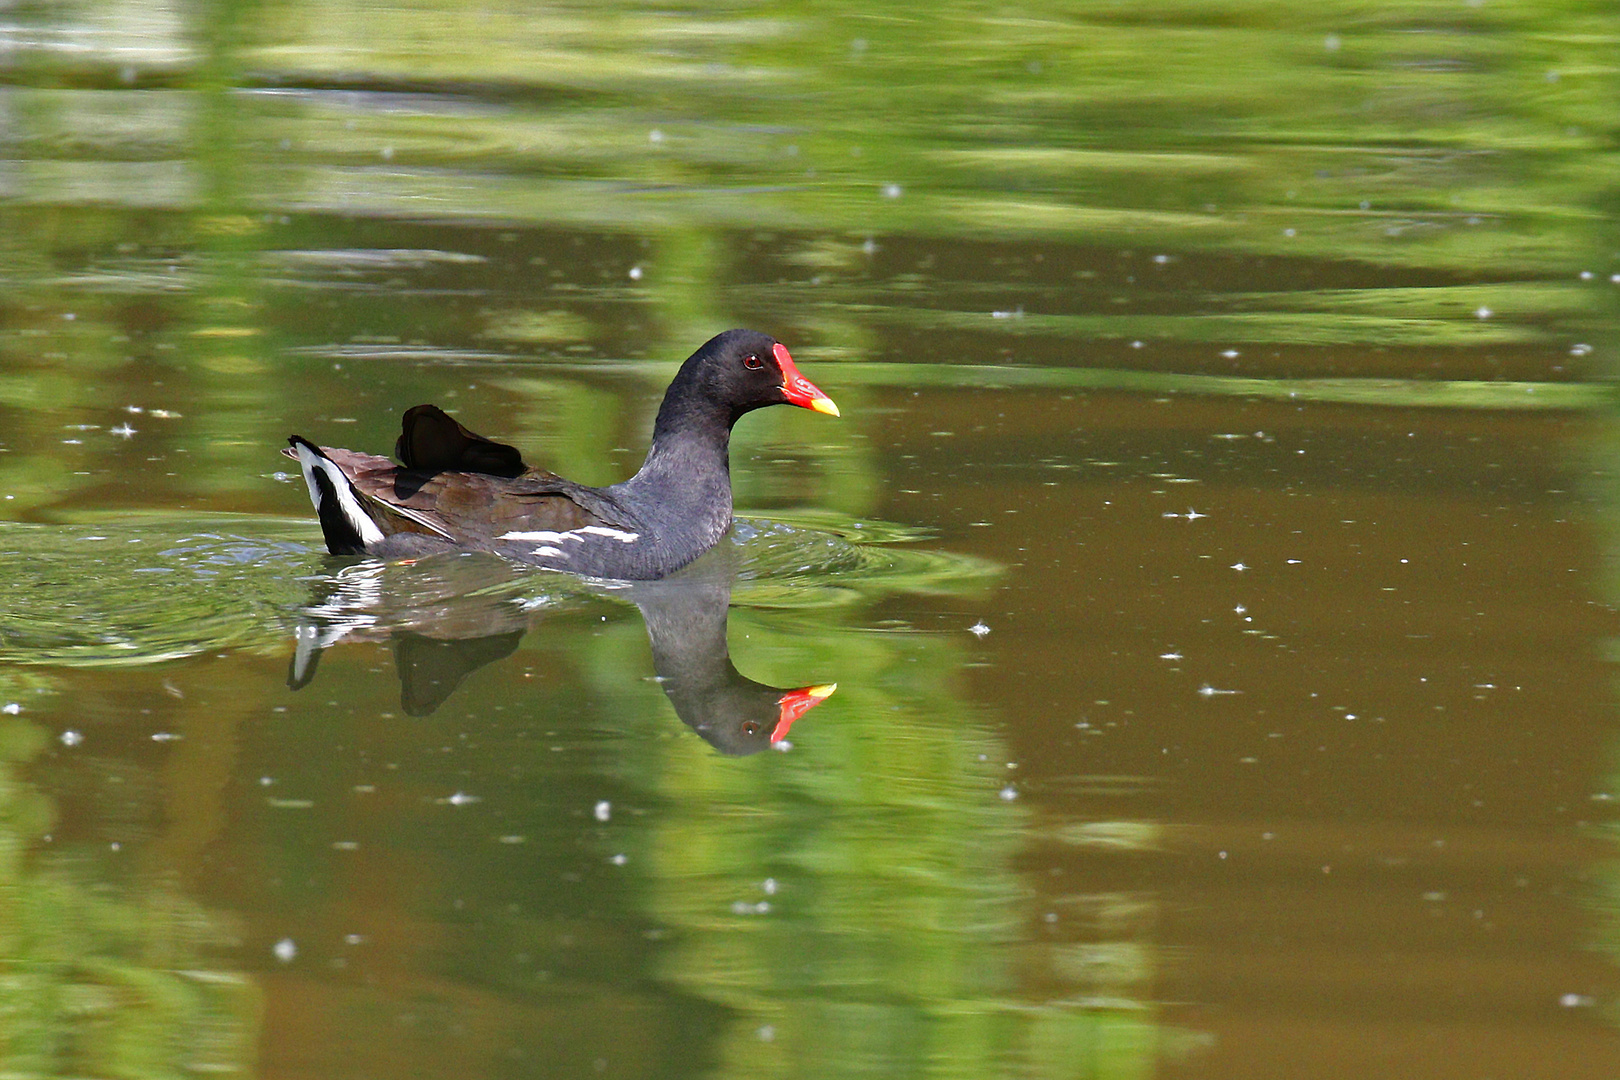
[292, 441, 386, 546]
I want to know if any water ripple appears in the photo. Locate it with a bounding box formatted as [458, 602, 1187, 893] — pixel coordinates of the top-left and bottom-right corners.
[0, 513, 995, 667]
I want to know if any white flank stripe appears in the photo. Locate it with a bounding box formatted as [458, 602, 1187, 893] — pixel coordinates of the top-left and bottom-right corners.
[500, 526, 640, 544]
[576, 526, 640, 542]
[499, 530, 569, 543]
[531, 546, 565, 558]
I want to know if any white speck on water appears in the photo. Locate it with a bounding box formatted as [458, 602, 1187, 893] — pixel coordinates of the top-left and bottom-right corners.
[59, 730, 82, 746]
[1283, 228, 1296, 237]
[862, 237, 878, 255]
[999, 785, 1018, 801]
[881, 183, 903, 199]
[628, 265, 643, 280]
[1231, 562, 1247, 572]
[594, 800, 612, 821]
[345, 934, 365, 945]
[259, 776, 274, 786]
[1160, 651, 1182, 661]
[1324, 33, 1341, 50]
[499, 835, 527, 844]
[151, 732, 180, 741]
[445, 791, 481, 806]
[1476, 306, 1492, 319]
[968, 621, 990, 637]
[1570, 343, 1591, 356]
[648, 129, 665, 143]
[125, 404, 144, 414]
[611, 853, 627, 865]
[1199, 684, 1239, 698]
[2, 702, 20, 715]
[1561, 993, 1594, 1008]
[772, 739, 793, 751]
[762, 878, 778, 895]
[1234, 604, 1247, 614]
[1153, 254, 1170, 264]
[273, 938, 297, 963]
[1220, 349, 1240, 359]
[990, 305, 1024, 319]
[758, 1025, 776, 1042]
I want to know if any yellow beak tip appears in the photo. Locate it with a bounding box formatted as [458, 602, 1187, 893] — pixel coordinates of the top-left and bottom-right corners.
[807, 683, 837, 699]
[811, 397, 841, 417]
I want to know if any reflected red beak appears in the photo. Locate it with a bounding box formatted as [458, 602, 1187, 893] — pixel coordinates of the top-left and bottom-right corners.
[774, 342, 839, 416]
[771, 682, 837, 744]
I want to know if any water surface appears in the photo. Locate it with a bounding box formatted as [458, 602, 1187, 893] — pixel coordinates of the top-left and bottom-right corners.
[2, 1, 1618, 1077]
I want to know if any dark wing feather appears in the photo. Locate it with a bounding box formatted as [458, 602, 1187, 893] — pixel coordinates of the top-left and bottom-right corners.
[395, 404, 526, 477]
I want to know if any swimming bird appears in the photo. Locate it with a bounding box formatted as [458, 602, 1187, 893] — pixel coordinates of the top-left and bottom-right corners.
[284, 328, 838, 580]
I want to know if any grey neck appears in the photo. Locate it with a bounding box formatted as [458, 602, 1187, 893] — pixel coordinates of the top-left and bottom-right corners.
[611, 423, 735, 550]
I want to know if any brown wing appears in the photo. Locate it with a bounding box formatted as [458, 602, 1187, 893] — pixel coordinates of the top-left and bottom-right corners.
[303, 446, 643, 543]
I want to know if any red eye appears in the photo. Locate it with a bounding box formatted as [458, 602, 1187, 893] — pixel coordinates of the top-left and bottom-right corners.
[743, 353, 763, 370]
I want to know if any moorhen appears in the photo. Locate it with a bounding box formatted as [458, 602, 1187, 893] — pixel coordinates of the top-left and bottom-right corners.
[284, 329, 838, 580]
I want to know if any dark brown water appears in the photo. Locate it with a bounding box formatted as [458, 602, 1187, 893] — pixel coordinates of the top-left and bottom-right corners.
[2, 2, 1618, 1077]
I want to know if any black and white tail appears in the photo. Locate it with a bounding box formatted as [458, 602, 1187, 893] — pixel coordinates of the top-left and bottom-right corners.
[288, 436, 385, 555]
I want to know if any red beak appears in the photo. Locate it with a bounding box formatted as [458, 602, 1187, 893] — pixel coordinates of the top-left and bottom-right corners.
[771, 682, 837, 744]
[774, 342, 839, 416]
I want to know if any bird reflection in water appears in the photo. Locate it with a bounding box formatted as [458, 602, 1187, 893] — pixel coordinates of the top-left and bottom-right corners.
[286, 551, 835, 755]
